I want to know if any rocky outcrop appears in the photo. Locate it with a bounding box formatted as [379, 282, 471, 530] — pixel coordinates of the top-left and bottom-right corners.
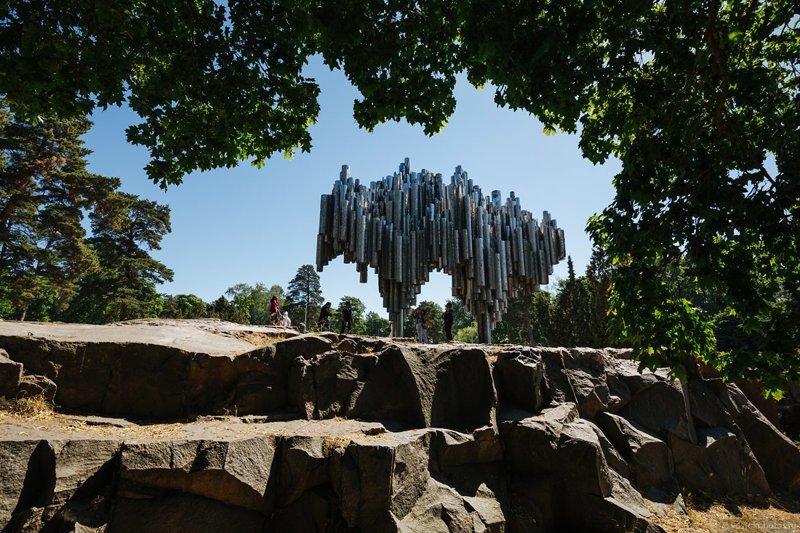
[1, 319, 798, 532]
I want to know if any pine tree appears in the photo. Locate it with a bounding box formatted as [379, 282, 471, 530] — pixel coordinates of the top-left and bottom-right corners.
[552, 256, 593, 346]
[0, 103, 117, 320]
[529, 290, 556, 346]
[285, 265, 323, 327]
[63, 192, 173, 323]
[585, 247, 615, 347]
[208, 295, 246, 323]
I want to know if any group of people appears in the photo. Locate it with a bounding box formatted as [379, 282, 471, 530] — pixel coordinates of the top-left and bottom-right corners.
[268, 296, 291, 327]
[317, 300, 353, 334]
[414, 302, 454, 344]
[269, 296, 352, 332]
[269, 295, 455, 343]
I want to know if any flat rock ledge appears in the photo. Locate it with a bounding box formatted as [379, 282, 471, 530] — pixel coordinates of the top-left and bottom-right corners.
[0, 319, 798, 532]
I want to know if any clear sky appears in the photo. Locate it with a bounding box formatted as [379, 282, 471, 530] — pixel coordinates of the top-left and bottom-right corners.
[82, 56, 620, 316]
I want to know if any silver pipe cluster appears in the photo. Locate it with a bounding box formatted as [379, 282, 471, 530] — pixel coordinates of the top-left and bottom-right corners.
[316, 158, 566, 343]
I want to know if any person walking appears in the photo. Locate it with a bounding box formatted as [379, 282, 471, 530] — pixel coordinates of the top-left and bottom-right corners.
[318, 302, 333, 331]
[269, 296, 280, 325]
[443, 302, 454, 341]
[340, 300, 353, 334]
[415, 307, 429, 344]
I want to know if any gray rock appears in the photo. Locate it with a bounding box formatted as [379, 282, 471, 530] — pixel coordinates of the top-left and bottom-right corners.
[606, 371, 632, 412]
[348, 345, 429, 428]
[502, 406, 657, 530]
[2, 504, 63, 532]
[428, 347, 496, 432]
[721, 383, 800, 493]
[687, 379, 735, 429]
[0, 441, 41, 527]
[501, 405, 577, 482]
[277, 436, 327, 507]
[621, 380, 692, 441]
[596, 412, 674, 491]
[109, 492, 268, 532]
[119, 436, 277, 513]
[462, 483, 504, 533]
[430, 429, 503, 468]
[0, 438, 119, 530]
[266, 488, 347, 532]
[349, 345, 496, 432]
[669, 426, 770, 496]
[0, 349, 22, 398]
[2, 321, 786, 530]
[310, 351, 372, 419]
[586, 420, 631, 480]
[395, 477, 474, 532]
[536, 348, 578, 406]
[287, 355, 317, 419]
[493, 349, 545, 413]
[231, 345, 287, 415]
[735, 380, 780, 427]
[557, 419, 615, 496]
[50, 439, 121, 505]
[560, 470, 660, 532]
[389, 432, 433, 521]
[563, 348, 612, 419]
[0, 321, 295, 419]
[607, 357, 669, 395]
[508, 476, 553, 532]
[329, 439, 396, 528]
[18, 374, 57, 403]
[273, 334, 333, 361]
[335, 335, 385, 355]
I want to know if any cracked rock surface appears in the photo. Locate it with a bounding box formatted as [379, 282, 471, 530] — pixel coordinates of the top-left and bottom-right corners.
[1, 319, 798, 532]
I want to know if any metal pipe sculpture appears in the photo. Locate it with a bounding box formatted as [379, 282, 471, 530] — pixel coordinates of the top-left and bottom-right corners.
[316, 158, 566, 343]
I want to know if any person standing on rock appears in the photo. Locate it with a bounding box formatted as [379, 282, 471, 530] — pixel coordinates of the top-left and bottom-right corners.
[443, 302, 454, 342]
[415, 307, 429, 343]
[318, 302, 333, 331]
[340, 300, 353, 334]
[269, 296, 280, 325]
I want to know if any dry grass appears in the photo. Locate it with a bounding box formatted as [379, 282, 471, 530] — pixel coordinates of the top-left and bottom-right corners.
[0, 394, 54, 419]
[656, 492, 800, 532]
[228, 331, 289, 347]
[321, 435, 352, 456]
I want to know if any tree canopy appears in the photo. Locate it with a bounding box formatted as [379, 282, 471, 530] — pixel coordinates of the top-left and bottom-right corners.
[0, 107, 113, 319]
[333, 296, 366, 334]
[3, 1, 798, 388]
[62, 191, 173, 323]
[0, 102, 172, 323]
[285, 264, 323, 327]
[225, 283, 284, 325]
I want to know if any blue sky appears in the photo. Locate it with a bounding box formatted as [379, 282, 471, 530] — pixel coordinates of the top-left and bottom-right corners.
[83, 57, 620, 316]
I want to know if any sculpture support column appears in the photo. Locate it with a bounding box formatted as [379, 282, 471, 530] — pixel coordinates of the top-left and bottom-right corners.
[390, 309, 404, 338]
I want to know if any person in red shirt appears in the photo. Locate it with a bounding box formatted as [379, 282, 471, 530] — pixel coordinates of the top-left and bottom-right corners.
[269, 296, 280, 325]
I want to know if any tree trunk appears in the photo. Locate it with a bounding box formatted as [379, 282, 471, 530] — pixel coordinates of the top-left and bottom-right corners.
[680, 374, 698, 445]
